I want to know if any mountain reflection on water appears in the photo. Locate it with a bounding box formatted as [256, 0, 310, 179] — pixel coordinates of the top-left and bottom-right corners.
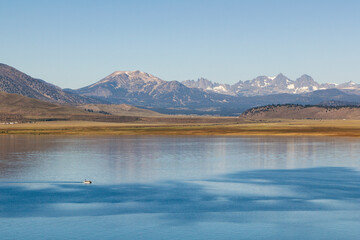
[0, 136, 360, 183]
[1, 167, 360, 220]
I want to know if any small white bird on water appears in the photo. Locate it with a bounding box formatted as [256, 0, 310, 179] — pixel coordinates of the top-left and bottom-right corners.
[83, 179, 92, 184]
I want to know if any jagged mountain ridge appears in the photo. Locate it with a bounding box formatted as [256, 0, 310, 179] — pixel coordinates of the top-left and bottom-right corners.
[182, 73, 360, 96]
[0, 63, 102, 104]
[182, 78, 232, 95]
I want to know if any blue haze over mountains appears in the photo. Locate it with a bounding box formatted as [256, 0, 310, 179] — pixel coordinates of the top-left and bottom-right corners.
[1, 63, 360, 116]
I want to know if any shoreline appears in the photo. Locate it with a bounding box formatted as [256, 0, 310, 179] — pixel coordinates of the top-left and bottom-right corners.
[1, 120, 360, 137]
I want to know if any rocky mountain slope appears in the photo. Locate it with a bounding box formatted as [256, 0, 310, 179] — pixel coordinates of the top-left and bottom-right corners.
[0, 63, 101, 104]
[241, 104, 360, 120]
[182, 73, 360, 96]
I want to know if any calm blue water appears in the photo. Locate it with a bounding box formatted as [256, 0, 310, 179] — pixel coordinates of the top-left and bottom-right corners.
[1, 135, 360, 239]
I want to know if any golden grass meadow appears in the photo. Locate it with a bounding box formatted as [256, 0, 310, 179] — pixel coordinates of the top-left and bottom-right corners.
[1, 119, 360, 137]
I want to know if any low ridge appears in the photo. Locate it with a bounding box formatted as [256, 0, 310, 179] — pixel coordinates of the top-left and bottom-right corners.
[77, 104, 165, 117]
[241, 104, 360, 120]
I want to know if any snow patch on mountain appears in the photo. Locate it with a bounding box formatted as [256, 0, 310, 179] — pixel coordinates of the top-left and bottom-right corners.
[287, 84, 295, 89]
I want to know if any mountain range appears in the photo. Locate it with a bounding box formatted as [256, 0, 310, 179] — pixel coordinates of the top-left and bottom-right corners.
[2, 63, 360, 116]
[182, 74, 360, 96]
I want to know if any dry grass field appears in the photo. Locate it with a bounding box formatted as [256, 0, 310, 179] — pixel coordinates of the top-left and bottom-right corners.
[1, 119, 360, 137]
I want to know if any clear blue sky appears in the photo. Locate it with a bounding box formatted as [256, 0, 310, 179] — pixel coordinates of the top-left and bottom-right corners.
[1, 0, 359, 88]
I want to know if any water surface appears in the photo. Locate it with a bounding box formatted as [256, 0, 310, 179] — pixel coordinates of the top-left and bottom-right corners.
[0, 135, 360, 239]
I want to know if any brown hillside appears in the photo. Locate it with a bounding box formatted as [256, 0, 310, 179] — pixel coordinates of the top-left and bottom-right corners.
[0, 92, 138, 122]
[241, 105, 360, 120]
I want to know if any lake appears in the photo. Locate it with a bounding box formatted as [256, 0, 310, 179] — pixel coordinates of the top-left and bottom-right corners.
[1, 135, 360, 239]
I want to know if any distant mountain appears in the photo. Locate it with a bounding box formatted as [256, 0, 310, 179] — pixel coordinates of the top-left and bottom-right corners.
[69, 70, 360, 116]
[241, 104, 360, 120]
[182, 73, 360, 96]
[71, 71, 236, 109]
[0, 63, 101, 104]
